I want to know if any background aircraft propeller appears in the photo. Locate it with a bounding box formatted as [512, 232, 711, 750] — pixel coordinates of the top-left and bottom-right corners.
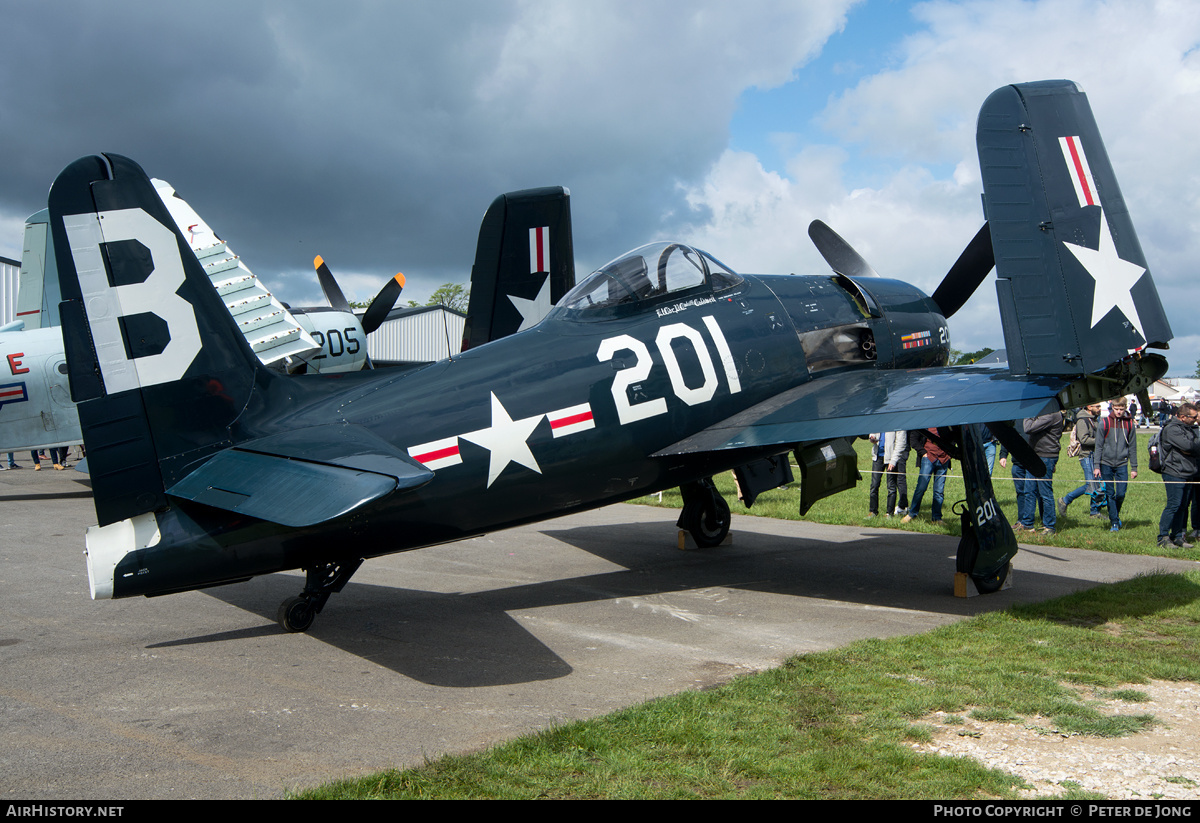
[311, 256, 408, 371]
[362, 273, 406, 334]
[314, 255, 351, 313]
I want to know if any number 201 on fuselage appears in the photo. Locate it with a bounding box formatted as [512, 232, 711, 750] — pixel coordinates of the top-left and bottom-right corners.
[598, 315, 741, 426]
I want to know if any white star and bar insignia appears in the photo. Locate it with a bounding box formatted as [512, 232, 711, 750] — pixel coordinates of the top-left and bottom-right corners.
[407, 394, 594, 488]
[1058, 135, 1148, 340]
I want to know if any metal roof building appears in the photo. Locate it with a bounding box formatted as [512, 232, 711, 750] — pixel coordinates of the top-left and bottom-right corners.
[364, 304, 466, 365]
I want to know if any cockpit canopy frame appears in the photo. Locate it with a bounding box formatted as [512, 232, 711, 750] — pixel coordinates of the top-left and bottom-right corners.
[553, 242, 743, 320]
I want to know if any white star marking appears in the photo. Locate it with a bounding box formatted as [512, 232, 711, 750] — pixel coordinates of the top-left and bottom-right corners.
[460, 392, 544, 487]
[1062, 210, 1147, 340]
[508, 275, 553, 332]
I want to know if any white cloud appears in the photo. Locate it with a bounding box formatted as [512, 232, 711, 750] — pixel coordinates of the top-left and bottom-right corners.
[683, 0, 1200, 373]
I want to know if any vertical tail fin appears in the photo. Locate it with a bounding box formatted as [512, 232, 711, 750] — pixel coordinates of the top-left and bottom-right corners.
[461, 186, 575, 350]
[978, 80, 1172, 376]
[49, 153, 264, 526]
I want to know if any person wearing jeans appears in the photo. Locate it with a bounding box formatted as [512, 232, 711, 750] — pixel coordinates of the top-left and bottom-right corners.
[1024, 412, 1064, 534]
[1060, 403, 1102, 518]
[1094, 397, 1138, 533]
[902, 428, 950, 525]
[1158, 402, 1200, 548]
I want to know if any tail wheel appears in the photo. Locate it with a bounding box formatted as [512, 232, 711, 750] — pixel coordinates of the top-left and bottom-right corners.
[277, 596, 316, 633]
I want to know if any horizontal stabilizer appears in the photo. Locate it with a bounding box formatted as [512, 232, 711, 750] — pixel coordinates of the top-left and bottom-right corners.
[167, 424, 433, 527]
[654, 366, 1068, 455]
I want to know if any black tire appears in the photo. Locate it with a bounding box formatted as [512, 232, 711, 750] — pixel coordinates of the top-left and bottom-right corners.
[971, 562, 1010, 594]
[277, 596, 315, 633]
[680, 495, 731, 548]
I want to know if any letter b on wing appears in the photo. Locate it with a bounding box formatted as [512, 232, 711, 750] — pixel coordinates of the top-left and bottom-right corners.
[64, 208, 202, 394]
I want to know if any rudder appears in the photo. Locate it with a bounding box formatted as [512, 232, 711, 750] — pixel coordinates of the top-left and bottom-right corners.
[978, 80, 1172, 376]
[49, 153, 264, 526]
[461, 186, 575, 349]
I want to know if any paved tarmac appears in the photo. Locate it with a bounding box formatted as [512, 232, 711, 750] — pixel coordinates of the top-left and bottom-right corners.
[2, 463, 1196, 799]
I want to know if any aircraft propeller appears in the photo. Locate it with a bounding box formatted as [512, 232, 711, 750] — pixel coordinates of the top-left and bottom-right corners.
[312, 255, 407, 333]
[310, 256, 408, 371]
[362, 273, 407, 334]
[807, 220, 995, 319]
[314, 255, 352, 313]
[929, 223, 994, 319]
[807, 220, 879, 279]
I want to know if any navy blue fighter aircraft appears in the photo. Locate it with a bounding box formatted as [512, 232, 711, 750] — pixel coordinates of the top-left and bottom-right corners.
[49, 81, 1171, 632]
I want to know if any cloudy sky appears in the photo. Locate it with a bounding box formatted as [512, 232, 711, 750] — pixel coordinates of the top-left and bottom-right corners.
[2, 0, 1197, 374]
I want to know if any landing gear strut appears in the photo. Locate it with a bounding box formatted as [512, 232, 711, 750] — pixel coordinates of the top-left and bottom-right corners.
[277, 558, 364, 633]
[677, 477, 731, 548]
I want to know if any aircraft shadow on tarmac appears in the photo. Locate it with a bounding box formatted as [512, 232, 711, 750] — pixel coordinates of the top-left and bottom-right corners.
[166, 518, 1150, 688]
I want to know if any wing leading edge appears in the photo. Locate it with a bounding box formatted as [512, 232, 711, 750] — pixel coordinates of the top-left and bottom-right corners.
[653, 366, 1068, 456]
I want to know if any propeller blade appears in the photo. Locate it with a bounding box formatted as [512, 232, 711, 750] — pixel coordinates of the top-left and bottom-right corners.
[807, 220, 880, 278]
[986, 420, 1046, 478]
[362, 273, 406, 334]
[930, 222, 994, 318]
[314, 255, 351, 313]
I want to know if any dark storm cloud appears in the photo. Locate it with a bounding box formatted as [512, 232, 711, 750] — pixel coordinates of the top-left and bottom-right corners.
[0, 2, 849, 302]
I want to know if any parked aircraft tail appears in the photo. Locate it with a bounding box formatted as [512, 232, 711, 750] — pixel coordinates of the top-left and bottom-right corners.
[461, 186, 575, 349]
[49, 153, 267, 527]
[978, 80, 1172, 378]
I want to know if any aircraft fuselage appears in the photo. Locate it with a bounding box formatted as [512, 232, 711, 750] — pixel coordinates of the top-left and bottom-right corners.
[117, 270, 947, 598]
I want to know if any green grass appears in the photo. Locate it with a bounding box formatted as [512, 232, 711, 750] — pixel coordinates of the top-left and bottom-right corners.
[295, 571, 1200, 800]
[634, 431, 1200, 560]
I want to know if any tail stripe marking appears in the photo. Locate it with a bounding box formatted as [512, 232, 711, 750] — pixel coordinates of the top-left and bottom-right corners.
[1059, 135, 1098, 208]
[529, 226, 550, 274]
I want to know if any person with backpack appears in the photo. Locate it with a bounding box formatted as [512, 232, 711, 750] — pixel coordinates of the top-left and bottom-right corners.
[1058, 402, 1103, 519]
[1093, 397, 1138, 532]
[1158, 402, 1200, 549]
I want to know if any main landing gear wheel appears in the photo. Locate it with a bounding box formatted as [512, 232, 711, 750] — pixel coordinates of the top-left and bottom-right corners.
[970, 563, 1009, 594]
[677, 478, 731, 548]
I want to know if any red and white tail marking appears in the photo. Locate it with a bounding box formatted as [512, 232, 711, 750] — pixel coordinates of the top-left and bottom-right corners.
[1059, 135, 1099, 208]
[529, 226, 550, 274]
[547, 403, 594, 438]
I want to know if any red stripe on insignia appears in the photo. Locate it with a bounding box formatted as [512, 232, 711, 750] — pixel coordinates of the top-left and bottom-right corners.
[414, 445, 459, 463]
[15, 310, 40, 316]
[535, 226, 545, 273]
[551, 411, 592, 429]
[1065, 136, 1095, 206]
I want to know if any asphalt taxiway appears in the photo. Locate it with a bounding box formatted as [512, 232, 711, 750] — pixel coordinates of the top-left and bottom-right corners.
[2, 465, 1196, 799]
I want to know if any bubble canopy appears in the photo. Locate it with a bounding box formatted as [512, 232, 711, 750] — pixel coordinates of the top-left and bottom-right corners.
[552, 242, 743, 319]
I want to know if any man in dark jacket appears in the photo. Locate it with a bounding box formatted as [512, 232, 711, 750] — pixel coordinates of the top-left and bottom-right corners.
[1158, 402, 1200, 549]
[1093, 397, 1138, 532]
[1024, 412, 1064, 534]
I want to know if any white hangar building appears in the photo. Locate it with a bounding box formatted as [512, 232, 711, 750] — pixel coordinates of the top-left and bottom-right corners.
[364, 304, 466, 367]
